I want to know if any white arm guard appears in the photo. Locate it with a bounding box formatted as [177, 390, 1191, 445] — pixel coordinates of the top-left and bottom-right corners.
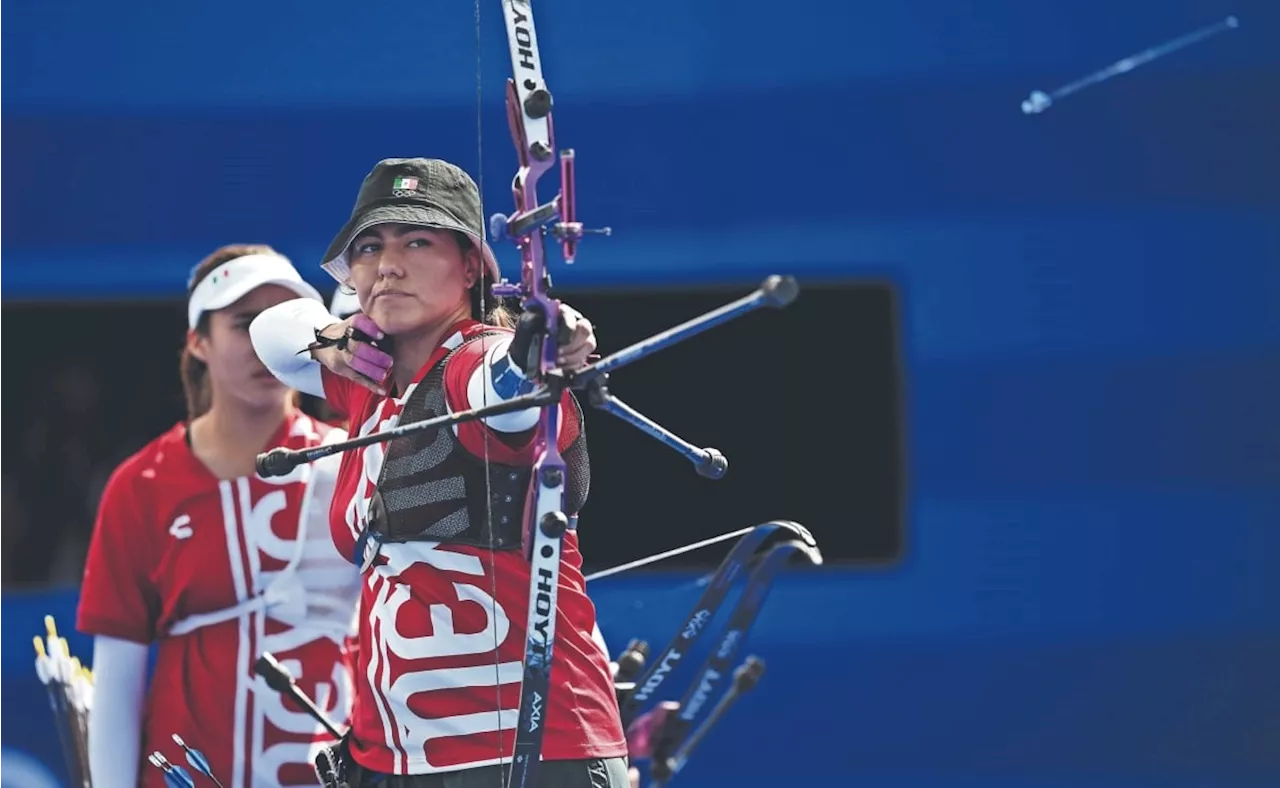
[249, 298, 342, 398]
[464, 335, 545, 433]
[88, 636, 149, 788]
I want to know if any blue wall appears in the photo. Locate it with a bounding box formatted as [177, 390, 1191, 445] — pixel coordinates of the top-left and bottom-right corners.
[3, 1, 1278, 786]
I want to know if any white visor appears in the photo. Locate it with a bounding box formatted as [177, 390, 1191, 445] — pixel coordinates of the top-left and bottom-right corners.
[188, 253, 324, 329]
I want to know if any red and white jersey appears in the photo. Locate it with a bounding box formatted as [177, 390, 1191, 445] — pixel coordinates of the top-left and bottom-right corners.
[322, 319, 626, 775]
[78, 411, 362, 788]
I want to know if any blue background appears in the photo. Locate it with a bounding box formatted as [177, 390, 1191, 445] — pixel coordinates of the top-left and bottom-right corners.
[3, 1, 1278, 786]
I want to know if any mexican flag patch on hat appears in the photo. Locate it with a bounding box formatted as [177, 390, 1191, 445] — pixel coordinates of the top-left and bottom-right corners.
[392, 176, 418, 190]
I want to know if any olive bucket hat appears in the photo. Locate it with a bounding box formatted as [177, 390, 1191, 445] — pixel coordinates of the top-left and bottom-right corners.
[320, 157, 502, 285]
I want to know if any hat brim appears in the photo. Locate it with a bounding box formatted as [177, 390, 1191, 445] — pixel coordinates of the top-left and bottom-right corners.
[320, 203, 502, 286]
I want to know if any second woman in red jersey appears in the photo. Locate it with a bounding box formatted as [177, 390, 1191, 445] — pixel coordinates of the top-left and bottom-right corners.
[250, 157, 629, 788]
[78, 245, 363, 788]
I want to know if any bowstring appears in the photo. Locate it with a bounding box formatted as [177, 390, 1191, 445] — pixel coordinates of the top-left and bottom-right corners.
[474, 0, 508, 782]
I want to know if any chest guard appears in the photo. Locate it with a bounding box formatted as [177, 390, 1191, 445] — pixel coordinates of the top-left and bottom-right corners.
[365, 333, 590, 551]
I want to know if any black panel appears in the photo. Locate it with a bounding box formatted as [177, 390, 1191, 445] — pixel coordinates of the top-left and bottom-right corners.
[0, 282, 903, 585]
[560, 282, 905, 571]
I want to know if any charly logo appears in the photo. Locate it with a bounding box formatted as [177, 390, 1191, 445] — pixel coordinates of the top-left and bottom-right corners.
[169, 514, 194, 540]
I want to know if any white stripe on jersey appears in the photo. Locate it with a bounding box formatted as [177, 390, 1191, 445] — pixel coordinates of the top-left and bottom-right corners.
[365, 574, 404, 770]
[239, 478, 267, 788]
[219, 480, 250, 788]
[221, 481, 250, 603]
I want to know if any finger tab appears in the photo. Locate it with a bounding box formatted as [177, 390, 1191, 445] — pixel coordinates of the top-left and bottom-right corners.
[352, 314, 385, 340]
[353, 343, 393, 370]
[350, 357, 387, 381]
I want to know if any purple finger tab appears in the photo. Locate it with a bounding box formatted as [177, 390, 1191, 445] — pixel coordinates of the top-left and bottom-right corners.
[626, 701, 679, 759]
[353, 342, 393, 371]
[350, 355, 389, 383]
[352, 314, 385, 340]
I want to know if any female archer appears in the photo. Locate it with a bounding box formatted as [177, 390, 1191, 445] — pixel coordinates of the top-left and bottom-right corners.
[250, 157, 630, 788]
[78, 244, 363, 788]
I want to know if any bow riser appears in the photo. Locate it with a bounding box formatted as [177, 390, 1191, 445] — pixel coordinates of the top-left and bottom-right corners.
[497, 3, 571, 787]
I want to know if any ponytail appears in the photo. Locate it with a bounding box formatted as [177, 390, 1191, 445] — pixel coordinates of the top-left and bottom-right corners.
[458, 232, 518, 329]
[470, 272, 519, 329]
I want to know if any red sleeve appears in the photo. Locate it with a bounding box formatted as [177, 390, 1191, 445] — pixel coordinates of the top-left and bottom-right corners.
[443, 338, 582, 464]
[320, 366, 356, 419]
[76, 462, 162, 644]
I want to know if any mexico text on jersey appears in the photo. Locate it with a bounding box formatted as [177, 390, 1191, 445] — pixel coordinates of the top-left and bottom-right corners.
[321, 321, 627, 775]
[78, 412, 362, 788]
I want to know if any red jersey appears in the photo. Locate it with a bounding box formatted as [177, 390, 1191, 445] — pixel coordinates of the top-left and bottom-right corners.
[78, 412, 363, 788]
[322, 320, 626, 775]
